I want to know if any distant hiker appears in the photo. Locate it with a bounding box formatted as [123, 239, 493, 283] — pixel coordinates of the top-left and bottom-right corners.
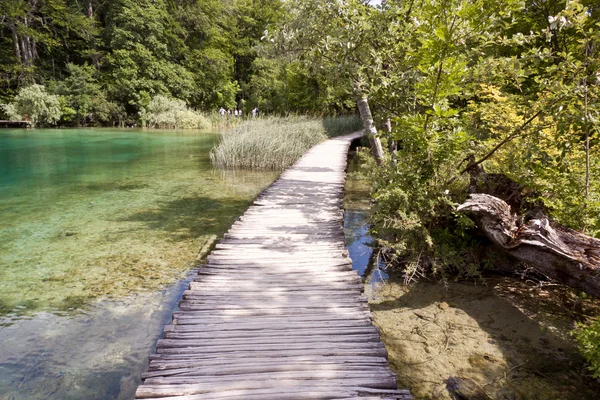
[239, 109, 243, 118]
[234, 109, 239, 118]
[252, 107, 258, 118]
[219, 107, 225, 117]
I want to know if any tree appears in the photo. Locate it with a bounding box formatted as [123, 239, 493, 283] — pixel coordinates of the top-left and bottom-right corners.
[269, 0, 386, 162]
[2, 83, 61, 126]
[53, 63, 113, 125]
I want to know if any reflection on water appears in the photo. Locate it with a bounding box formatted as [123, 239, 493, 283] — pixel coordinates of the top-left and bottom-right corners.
[344, 209, 388, 284]
[343, 151, 387, 284]
[0, 128, 277, 399]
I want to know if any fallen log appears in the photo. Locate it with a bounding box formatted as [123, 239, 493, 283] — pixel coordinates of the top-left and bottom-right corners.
[458, 193, 600, 298]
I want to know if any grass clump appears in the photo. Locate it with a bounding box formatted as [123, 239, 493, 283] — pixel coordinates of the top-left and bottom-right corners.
[210, 116, 362, 170]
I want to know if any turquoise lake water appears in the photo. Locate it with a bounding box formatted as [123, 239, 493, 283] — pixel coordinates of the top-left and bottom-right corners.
[0, 128, 277, 399]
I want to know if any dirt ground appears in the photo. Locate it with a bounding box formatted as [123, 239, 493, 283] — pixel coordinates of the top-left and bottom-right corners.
[367, 276, 600, 400]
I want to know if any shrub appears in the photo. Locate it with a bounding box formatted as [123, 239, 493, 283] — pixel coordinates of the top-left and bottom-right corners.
[573, 318, 600, 378]
[1, 84, 62, 127]
[141, 95, 210, 129]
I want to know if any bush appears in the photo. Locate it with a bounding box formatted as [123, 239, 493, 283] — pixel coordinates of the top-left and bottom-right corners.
[1, 84, 62, 127]
[210, 117, 329, 170]
[141, 95, 210, 129]
[574, 318, 600, 378]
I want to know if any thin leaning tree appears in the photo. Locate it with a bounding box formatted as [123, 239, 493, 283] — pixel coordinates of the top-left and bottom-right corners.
[266, 0, 385, 164]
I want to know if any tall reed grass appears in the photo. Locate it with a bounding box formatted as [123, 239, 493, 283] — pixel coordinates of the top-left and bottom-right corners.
[323, 115, 363, 137]
[210, 115, 363, 170]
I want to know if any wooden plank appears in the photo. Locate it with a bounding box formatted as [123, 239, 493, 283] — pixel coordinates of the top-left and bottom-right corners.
[136, 377, 398, 397]
[148, 355, 391, 370]
[136, 387, 411, 400]
[166, 320, 376, 332]
[143, 363, 391, 379]
[147, 347, 389, 361]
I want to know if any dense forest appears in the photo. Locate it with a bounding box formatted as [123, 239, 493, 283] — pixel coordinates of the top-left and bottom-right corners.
[0, 0, 356, 126]
[3, 0, 600, 381]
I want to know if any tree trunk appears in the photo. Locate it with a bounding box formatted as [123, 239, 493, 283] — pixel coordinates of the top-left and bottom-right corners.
[87, 0, 94, 18]
[385, 117, 397, 164]
[9, 21, 22, 61]
[355, 90, 384, 165]
[458, 193, 600, 298]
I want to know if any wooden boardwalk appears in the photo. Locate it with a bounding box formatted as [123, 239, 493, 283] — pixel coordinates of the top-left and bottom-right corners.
[136, 132, 412, 400]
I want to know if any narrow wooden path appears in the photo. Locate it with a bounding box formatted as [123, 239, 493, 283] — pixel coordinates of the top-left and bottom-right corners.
[136, 132, 412, 400]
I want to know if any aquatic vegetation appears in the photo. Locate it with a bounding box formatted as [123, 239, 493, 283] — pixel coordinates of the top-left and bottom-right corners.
[322, 115, 362, 138]
[210, 116, 362, 170]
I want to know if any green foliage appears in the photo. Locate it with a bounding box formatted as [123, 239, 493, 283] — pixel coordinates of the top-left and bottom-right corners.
[0, 0, 292, 122]
[272, 0, 600, 376]
[2, 84, 61, 126]
[210, 117, 328, 170]
[140, 95, 210, 130]
[573, 318, 600, 378]
[53, 63, 115, 126]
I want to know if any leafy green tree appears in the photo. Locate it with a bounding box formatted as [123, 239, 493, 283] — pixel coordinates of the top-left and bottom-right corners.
[2, 84, 61, 126]
[140, 95, 210, 129]
[103, 0, 195, 111]
[53, 63, 113, 126]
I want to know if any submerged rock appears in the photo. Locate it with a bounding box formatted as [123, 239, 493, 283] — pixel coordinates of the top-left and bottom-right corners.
[447, 376, 489, 400]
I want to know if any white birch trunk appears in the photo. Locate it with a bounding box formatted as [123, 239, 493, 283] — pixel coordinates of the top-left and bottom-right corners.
[355, 91, 384, 165]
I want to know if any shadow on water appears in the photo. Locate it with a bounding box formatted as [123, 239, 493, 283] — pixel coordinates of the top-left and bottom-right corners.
[0, 271, 195, 400]
[0, 194, 254, 320]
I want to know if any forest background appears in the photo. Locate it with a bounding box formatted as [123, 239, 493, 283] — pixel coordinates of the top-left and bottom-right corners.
[2, 0, 600, 380]
[0, 0, 353, 126]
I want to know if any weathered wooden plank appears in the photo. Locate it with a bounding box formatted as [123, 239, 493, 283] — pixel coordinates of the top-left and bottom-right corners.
[170, 307, 368, 318]
[179, 296, 367, 306]
[136, 377, 399, 398]
[148, 355, 391, 370]
[172, 310, 371, 321]
[188, 282, 363, 292]
[192, 274, 361, 284]
[137, 386, 408, 400]
[166, 320, 376, 332]
[148, 347, 389, 360]
[143, 363, 391, 379]
[142, 371, 397, 385]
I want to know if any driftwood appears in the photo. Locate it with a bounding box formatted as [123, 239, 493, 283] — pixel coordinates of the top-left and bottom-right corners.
[458, 193, 600, 298]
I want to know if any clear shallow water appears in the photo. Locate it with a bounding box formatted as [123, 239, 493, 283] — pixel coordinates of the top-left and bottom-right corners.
[344, 210, 388, 284]
[0, 128, 277, 399]
[343, 152, 388, 285]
